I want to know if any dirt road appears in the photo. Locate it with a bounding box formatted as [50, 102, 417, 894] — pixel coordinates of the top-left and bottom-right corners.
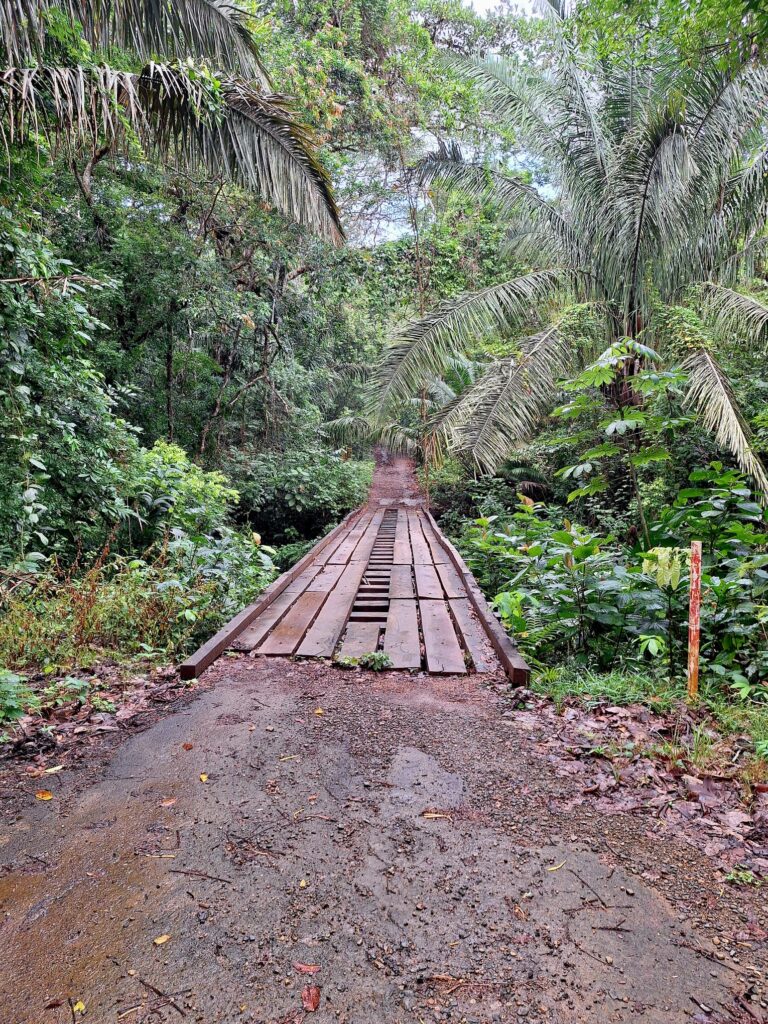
[1, 656, 765, 1024]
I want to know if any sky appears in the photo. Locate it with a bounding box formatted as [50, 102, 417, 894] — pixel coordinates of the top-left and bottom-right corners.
[471, 0, 538, 14]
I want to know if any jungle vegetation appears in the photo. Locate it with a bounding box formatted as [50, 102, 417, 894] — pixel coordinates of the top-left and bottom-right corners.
[0, 0, 766, 757]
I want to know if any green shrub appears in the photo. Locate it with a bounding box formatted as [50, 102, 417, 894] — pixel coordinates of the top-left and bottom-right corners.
[0, 526, 275, 671]
[459, 465, 768, 691]
[227, 445, 372, 542]
[133, 440, 240, 537]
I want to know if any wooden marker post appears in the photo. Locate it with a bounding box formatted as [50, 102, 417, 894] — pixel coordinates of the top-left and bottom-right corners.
[687, 540, 702, 701]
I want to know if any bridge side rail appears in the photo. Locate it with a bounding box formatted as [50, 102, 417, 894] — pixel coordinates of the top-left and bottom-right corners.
[425, 510, 530, 685]
[178, 509, 361, 680]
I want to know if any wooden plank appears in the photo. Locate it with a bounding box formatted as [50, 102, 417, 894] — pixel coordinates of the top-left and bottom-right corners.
[383, 599, 421, 669]
[420, 599, 466, 675]
[407, 511, 432, 564]
[178, 509, 362, 678]
[306, 563, 345, 592]
[449, 598, 499, 673]
[389, 564, 414, 599]
[234, 590, 303, 651]
[349, 510, 385, 562]
[393, 511, 412, 565]
[285, 564, 323, 594]
[435, 560, 464, 600]
[414, 563, 442, 600]
[257, 591, 327, 655]
[339, 621, 381, 658]
[296, 561, 367, 657]
[421, 519, 449, 564]
[328, 513, 373, 564]
[424, 510, 530, 684]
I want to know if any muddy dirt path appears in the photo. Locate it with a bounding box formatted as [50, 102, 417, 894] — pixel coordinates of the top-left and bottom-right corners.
[1, 458, 765, 1023]
[2, 663, 766, 1024]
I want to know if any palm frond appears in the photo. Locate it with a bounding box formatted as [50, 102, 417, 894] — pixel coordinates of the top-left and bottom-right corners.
[417, 142, 576, 262]
[2, 0, 267, 81]
[697, 283, 768, 349]
[435, 321, 572, 474]
[682, 348, 768, 502]
[373, 269, 565, 415]
[0, 65, 343, 241]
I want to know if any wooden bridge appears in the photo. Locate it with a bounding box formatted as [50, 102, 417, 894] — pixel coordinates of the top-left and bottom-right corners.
[179, 503, 529, 683]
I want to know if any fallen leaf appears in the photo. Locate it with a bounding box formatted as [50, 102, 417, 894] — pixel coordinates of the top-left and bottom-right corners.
[314, 708, 324, 716]
[160, 798, 177, 808]
[547, 861, 567, 872]
[153, 934, 171, 946]
[293, 963, 321, 975]
[301, 984, 321, 1011]
[421, 811, 451, 820]
[299, 878, 308, 889]
[199, 773, 208, 783]
[73, 1000, 86, 1013]
[182, 742, 193, 751]
[45, 765, 64, 774]
[35, 790, 53, 801]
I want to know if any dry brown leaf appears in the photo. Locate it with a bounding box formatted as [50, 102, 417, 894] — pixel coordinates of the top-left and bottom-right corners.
[301, 984, 321, 1011]
[293, 963, 320, 975]
[160, 798, 177, 807]
[182, 742, 193, 751]
[35, 790, 53, 801]
[153, 934, 171, 946]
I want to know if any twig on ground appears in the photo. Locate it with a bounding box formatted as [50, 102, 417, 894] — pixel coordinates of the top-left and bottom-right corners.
[567, 868, 608, 908]
[136, 978, 187, 1017]
[168, 868, 232, 884]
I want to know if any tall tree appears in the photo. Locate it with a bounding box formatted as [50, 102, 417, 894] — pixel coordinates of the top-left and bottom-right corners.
[0, 0, 343, 241]
[374, 0, 768, 499]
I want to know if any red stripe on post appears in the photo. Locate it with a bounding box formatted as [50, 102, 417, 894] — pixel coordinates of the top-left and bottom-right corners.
[687, 540, 702, 701]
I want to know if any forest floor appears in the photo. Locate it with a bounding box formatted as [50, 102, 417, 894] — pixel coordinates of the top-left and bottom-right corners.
[0, 458, 766, 1024]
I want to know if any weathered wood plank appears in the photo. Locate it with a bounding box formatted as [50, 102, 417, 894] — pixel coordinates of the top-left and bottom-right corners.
[420, 599, 466, 674]
[257, 591, 327, 655]
[383, 599, 421, 669]
[349, 510, 384, 562]
[421, 519, 449, 564]
[328, 512, 373, 564]
[285, 564, 323, 594]
[178, 509, 361, 678]
[234, 590, 304, 651]
[407, 511, 432, 564]
[435, 560, 464, 600]
[389, 564, 414, 599]
[393, 511, 413, 564]
[425, 510, 530, 684]
[449, 598, 499, 673]
[296, 561, 368, 657]
[339, 621, 381, 658]
[306, 563, 345, 592]
[414, 563, 442, 600]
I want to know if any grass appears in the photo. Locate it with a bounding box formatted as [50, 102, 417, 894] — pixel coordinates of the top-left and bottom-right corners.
[531, 663, 768, 784]
[531, 665, 686, 712]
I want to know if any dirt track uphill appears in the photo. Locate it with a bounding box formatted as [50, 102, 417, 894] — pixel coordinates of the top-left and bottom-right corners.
[1, 656, 766, 1024]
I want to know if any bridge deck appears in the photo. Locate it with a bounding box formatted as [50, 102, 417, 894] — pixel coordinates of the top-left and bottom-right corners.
[180, 504, 529, 682]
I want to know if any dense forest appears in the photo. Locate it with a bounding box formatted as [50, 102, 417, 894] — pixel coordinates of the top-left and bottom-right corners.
[1, 0, 767, 772]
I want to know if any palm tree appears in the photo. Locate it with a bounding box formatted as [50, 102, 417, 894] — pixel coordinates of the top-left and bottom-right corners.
[0, 0, 343, 241]
[374, 0, 768, 498]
